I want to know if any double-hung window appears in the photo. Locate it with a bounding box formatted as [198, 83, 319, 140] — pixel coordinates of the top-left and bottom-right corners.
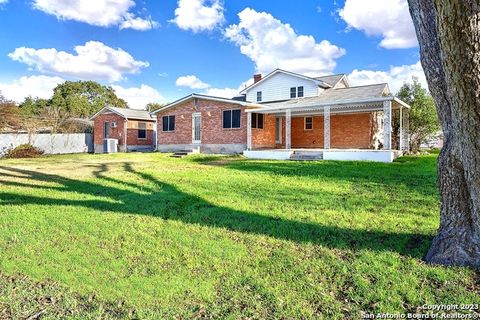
[162, 115, 175, 132]
[297, 86, 304, 97]
[305, 116, 313, 130]
[138, 122, 147, 139]
[223, 109, 241, 129]
[256, 91, 262, 102]
[251, 113, 264, 129]
[290, 87, 296, 98]
[290, 86, 304, 98]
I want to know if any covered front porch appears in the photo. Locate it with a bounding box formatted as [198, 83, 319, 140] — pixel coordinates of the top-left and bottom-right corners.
[244, 96, 410, 162]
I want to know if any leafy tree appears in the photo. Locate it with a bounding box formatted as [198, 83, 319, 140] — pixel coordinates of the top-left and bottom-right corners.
[19, 96, 50, 116]
[145, 102, 165, 112]
[395, 78, 440, 150]
[0, 93, 22, 130]
[50, 81, 127, 117]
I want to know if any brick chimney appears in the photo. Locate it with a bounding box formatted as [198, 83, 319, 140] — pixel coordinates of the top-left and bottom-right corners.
[253, 74, 262, 83]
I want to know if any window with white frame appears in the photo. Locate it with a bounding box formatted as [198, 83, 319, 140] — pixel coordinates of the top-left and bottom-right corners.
[223, 109, 241, 129]
[138, 122, 147, 139]
[162, 115, 175, 132]
[256, 91, 262, 102]
[305, 116, 313, 130]
[290, 86, 304, 99]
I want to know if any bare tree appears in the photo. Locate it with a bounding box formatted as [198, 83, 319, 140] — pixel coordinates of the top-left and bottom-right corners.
[408, 0, 480, 266]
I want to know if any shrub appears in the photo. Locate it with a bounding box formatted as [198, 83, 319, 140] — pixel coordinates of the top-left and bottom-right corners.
[4, 144, 44, 159]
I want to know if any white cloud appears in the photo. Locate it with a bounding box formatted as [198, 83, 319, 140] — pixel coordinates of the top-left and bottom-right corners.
[8, 41, 149, 82]
[120, 13, 159, 31]
[225, 8, 346, 76]
[0, 75, 64, 102]
[0, 0, 8, 4]
[32, 0, 158, 31]
[203, 78, 253, 99]
[338, 0, 417, 49]
[171, 0, 224, 32]
[176, 75, 210, 89]
[111, 84, 164, 110]
[348, 61, 427, 93]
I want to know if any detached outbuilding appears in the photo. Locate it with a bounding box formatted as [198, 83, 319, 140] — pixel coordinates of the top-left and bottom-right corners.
[90, 107, 156, 153]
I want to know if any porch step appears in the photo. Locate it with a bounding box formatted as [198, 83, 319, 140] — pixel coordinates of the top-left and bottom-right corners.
[170, 150, 194, 158]
[289, 151, 323, 161]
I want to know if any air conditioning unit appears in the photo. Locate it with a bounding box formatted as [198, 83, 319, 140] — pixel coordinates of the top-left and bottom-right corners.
[111, 122, 117, 128]
[103, 138, 118, 153]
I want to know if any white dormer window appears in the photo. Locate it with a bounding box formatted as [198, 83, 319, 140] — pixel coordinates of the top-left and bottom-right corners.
[298, 86, 304, 97]
[290, 86, 304, 99]
[290, 87, 296, 98]
[256, 91, 262, 102]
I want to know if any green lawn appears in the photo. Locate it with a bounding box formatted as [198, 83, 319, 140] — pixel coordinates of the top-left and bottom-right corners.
[0, 153, 478, 319]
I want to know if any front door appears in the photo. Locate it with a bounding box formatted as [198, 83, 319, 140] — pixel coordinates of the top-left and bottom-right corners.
[192, 113, 201, 144]
[104, 121, 110, 139]
[103, 122, 110, 153]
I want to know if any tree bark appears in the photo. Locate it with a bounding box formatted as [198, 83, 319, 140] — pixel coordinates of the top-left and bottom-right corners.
[408, 0, 480, 267]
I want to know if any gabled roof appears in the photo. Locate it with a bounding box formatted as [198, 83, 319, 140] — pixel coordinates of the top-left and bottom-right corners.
[315, 74, 350, 88]
[90, 106, 154, 121]
[152, 93, 262, 114]
[239, 68, 332, 94]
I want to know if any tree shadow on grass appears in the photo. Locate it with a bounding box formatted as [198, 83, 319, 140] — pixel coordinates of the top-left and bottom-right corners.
[0, 164, 432, 259]
[190, 155, 438, 197]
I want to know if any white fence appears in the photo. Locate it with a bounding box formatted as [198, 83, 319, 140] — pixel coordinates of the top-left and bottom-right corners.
[0, 133, 93, 157]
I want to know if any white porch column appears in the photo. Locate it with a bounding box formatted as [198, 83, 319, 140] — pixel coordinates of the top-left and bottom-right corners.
[399, 105, 403, 151]
[285, 109, 291, 149]
[383, 100, 392, 150]
[247, 111, 252, 150]
[324, 106, 331, 149]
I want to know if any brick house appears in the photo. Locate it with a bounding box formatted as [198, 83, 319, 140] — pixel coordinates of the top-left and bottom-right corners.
[153, 69, 410, 162]
[90, 107, 156, 153]
[153, 94, 253, 154]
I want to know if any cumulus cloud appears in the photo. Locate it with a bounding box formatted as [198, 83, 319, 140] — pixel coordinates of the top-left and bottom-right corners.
[32, 0, 158, 31]
[338, 0, 417, 49]
[176, 75, 210, 89]
[348, 61, 427, 93]
[8, 41, 149, 82]
[203, 78, 253, 99]
[0, 75, 65, 102]
[111, 84, 164, 110]
[171, 0, 224, 32]
[225, 8, 345, 76]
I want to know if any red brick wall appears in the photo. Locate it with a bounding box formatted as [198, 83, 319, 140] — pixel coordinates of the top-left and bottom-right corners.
[331, 113, 374, 149]
[93, 113, 126, 146]
[126, 120, 155, 146]
[252, 114, 276, 148]
[156, 99, 248, 145]
[285, 113, 376, 149]
[291, 116, 325, 147]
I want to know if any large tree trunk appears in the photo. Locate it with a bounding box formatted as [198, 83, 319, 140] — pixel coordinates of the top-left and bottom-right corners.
[408, 0, 480, 267]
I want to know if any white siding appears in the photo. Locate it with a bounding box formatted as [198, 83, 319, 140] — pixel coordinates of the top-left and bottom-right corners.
[246, 72, 319, 102]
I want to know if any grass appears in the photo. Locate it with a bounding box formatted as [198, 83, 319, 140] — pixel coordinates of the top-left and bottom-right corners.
[0, 152, 478, 319]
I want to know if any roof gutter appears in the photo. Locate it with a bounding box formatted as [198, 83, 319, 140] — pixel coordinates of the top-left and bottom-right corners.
[152, 94, 263, 114]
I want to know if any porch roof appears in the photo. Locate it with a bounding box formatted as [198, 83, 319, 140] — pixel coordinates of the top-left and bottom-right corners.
[245, 84, 410, 115]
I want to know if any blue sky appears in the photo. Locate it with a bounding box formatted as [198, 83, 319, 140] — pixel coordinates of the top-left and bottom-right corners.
[0, 0, 425, 109]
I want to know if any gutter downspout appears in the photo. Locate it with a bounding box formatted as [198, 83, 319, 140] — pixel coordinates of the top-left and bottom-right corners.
[124, 117, 128, 152]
